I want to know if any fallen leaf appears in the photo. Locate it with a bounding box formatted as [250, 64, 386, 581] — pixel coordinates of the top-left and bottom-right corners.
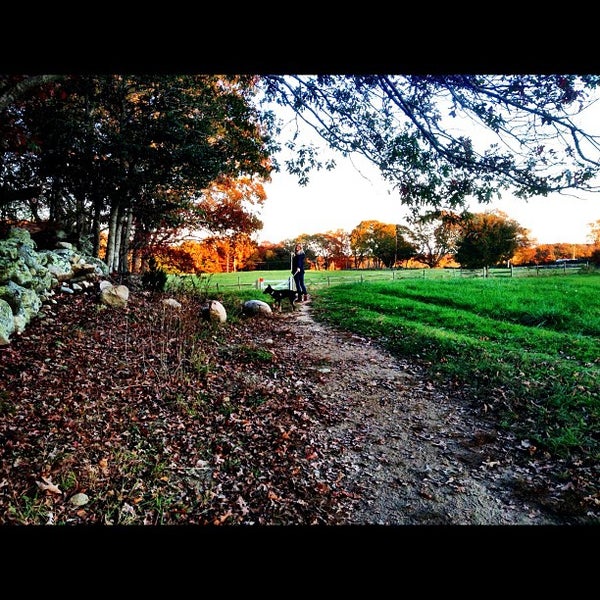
[213, 510, 232, 525]
[36, 476, 62, 495]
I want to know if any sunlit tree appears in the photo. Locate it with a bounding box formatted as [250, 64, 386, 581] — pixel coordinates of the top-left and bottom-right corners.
[254, 241, 291, 270]
[350, 220, 415, 268]
[588, 221, 600, 264]
[454, 211, 530, 273]
[320, 229, 352, 270]
[350, 220, 380, 268]
[406, 210, 464, 268]
[533, 245, 557, 264]
[511, 245, 538, 266]
[154, 245, 199, 274]
[301, 230, 350, 270]
[588, 219, 600, 247]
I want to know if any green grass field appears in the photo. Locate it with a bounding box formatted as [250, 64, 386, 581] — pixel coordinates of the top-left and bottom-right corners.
[167, 269, 600, 461]
[166, 262, 592, 294]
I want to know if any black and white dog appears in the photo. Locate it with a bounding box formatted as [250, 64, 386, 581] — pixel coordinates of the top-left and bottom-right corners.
[263, 284, 297, 311]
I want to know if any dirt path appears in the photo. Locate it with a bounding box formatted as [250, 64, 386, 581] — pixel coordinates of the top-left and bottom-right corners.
[277, 300, 572, 525]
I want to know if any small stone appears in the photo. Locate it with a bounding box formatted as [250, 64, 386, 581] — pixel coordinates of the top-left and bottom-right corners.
[70, 493, 89, 506]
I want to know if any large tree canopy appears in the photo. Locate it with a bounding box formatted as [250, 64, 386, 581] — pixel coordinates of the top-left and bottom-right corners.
[454, 211, 529, 270]
[259, 75, 600, 212]
[0, 74, 275, 272]
[2, 73, 600, 271]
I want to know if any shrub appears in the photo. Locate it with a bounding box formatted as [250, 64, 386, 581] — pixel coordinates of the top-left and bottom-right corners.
[142, 257, 168, 291]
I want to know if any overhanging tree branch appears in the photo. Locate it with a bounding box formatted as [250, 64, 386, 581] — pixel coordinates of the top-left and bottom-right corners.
[260, 74, 600, 210]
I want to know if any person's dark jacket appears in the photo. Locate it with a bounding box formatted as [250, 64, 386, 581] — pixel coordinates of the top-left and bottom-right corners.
[292, 250, 305, 274]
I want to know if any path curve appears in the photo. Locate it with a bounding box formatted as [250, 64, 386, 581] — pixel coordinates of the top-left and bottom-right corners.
[275, 301, 566, 525]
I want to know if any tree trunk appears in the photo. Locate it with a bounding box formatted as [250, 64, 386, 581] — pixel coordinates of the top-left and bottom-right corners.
[91, 194, 103, 258]
[106, 203, 120, 272]
[118, 207, 133, 273]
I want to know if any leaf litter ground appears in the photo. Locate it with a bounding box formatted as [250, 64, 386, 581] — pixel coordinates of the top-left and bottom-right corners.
[0, 287, 598, 526]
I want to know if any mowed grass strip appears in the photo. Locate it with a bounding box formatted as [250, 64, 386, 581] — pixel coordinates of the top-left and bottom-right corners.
[308, 273, 600, 458]
[380, 276, 600, 336]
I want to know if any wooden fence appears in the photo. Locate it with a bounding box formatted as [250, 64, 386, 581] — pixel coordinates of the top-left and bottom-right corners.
[171, 261, 592, 293]
[267, 262, 592, 290]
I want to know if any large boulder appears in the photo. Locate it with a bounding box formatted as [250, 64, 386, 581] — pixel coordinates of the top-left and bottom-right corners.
[99, 284, 130, 308]
[0, 280, 43, 334]
[201, 300, 227, 323]
[242, 299, 272, 317]
[0, 227, 40, 287]
[0, 298, 14, 345]
[162, 298, 182, 309]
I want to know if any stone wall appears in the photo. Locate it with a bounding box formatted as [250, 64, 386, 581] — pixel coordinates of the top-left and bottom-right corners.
[0, 227, 109, 345]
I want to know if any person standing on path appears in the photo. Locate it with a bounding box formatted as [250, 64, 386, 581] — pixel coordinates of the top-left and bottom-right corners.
[292, 243, 309, 302]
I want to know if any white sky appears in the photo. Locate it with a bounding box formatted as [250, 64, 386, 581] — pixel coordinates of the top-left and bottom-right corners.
[255, 93, 600, 246]
[257, 156, 599, 245]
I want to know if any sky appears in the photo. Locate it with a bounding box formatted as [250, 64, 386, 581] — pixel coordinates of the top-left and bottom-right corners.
[255, 95, 600, 247]
[257, 156, 599, 246]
